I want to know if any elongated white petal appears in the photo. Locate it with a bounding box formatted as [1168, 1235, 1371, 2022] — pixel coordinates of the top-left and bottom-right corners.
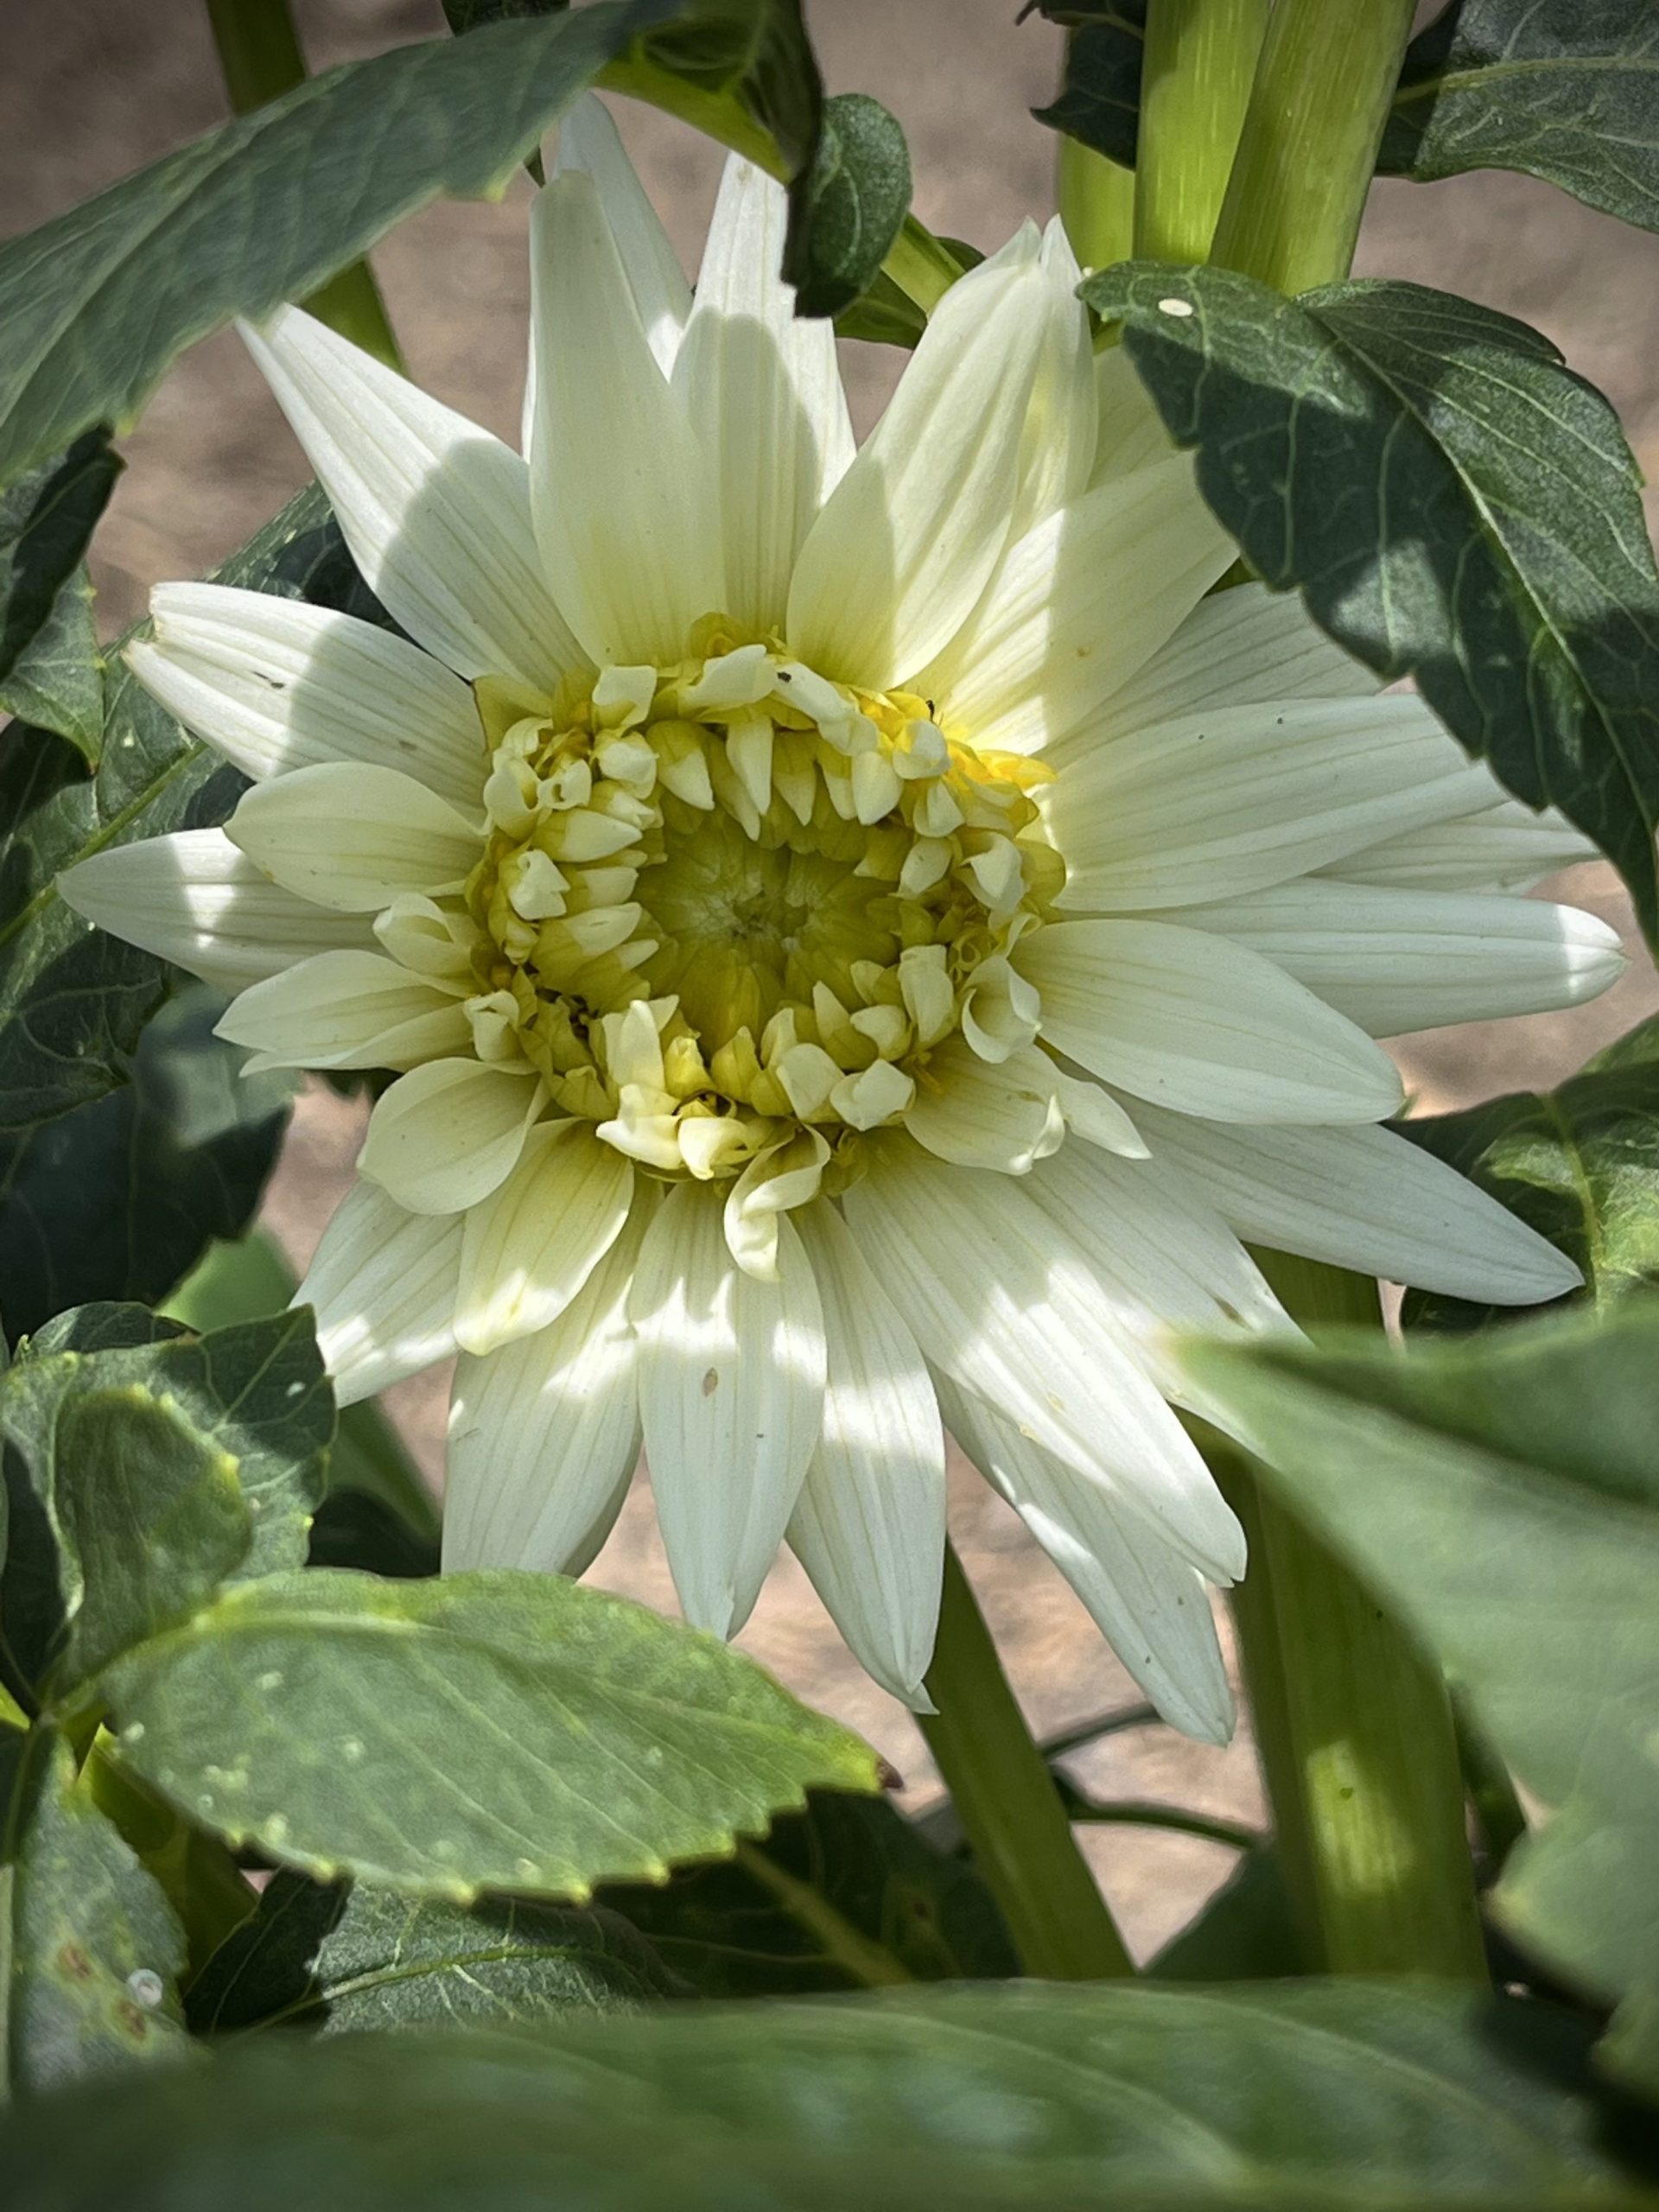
[444, 1193, 652, 1573]
[529, 168, 721, 668]
[1325, 797, 1599, 894]
[227, 762, 480, 912]
[672, 154, 854, 635]
[127, 585, 486, 812]
[1007, 219, 1097, 536]
[1047, 1058, 1149, 1157]
[454, 1120, 633, 1356]
[1133, 1102, 1583, 1303]
[1049, 696, 1499, 912]
[296, 1178, 463, 1406]
[1020, 918, 1403, 1124]
[57, 828, 372, 992]
[787, 1206, 946, 1709]
[940, 1375, 1234, 1745]
[215, 950, 470, 1072]
[918, 454, 1232, 757]
[553, 96, 690, 376]
[903, 1039, 1065, 1173]
[842, 1140, 1244, 1579]
[787, 226, 1056, 690]
[241, 306, 581, 689]
[357, 1060, 541, 1216]
[632, 1181, 825, 1637]
[1089, 344, 1175, 487]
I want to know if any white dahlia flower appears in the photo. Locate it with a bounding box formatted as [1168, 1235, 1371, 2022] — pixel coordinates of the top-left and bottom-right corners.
[61, 101, 1621, 1738]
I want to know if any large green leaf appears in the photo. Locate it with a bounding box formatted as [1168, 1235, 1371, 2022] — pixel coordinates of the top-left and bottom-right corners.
[188, 1870, 678, 2035]
[1029, 3, 1146, 169]
[601, 1789, 1017, 1993]
[0, 1984, 1637, 2208]
[1380, 2, 1659, 233]
[1183, 1302, 1659, 2095]
[0, 568, 105, 766]
[98, 1568, 879, 1900]
[0, 433, 118, 696]
[1401, 1016, 1659, 1332]
[783, 92, 911, 319]
[1087, 264, 1659, 948]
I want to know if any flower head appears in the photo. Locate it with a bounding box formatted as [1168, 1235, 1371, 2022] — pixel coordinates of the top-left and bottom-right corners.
[61, 99, 1622, 1737]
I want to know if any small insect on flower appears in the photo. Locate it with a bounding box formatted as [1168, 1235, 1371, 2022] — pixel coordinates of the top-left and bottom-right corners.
[60, 99, 1621, 1738]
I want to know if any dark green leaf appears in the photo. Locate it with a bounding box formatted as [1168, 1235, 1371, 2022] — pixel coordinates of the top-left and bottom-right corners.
[306, 1491, 441, 1580]
[1088, 265, 1659, 948]
[444, 0, 568, 30]
[0, 433, 120, 690]
[0, 568, 105, 766]
[1184, 1301, 1659, 2095]
[1381, 2, 1659, 235]
[634, 0, 819, 179]
[3, 1729, 188, 2093]
[1148, 1848, 1304, 1980]
[784, 93, 910, 320]
[602, 1789, 1017, 1993]
[99, 1568, 879, 1900]
[1402, 1015, 1659, 1332]
[1030, 3, 1147, 168]
[0, 1984, 1637, 2208]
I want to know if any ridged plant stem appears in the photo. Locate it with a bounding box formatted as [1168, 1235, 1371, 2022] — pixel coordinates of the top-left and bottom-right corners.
[1058, 136, 1135, 274]
[1134, 0, 1270, 264]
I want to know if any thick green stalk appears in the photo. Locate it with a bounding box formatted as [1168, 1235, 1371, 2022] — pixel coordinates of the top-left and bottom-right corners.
[1134, 0, 1269, 264]
[1210, 0, 1416, 293]
[1058, 136, 1135, 274]
[920, 1544, 1134, 1979]
[203, 0, 404, 368]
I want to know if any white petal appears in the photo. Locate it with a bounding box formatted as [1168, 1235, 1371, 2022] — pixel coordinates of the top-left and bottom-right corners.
[842, 1140, 1244, 1579]
[787, 225, 1058, 690]
[672, 154, 854, 635]
[918, 454, 1232, 757]
[226, 763, 480, 912]
[632, 1181, 825, 1637]
[787, 1206, 946, 1709]
[529, 168, 721, 668]
[444, 1192, 652, 1573]
[57, 828, 372, 992]
[357, 1059, 542, 1216]
[1133, 1103, 1584, 1304]
[128, 585, 486, 811]
[1020, 918, 1404, 1123]
[902, 1039, 1065, 1173]
[296, 1177, 463, 1406]
[553, 96, 690, 376]
[215, 950, 470, 1071]
[454, 1120, 633, 1356]
[1048, 696, 1499, 912]
[940, 1376, 1234, 1745]
[1172, 881, 1624, 1035]
[1326, 797, 1599, 893]
[1007, 219, 1098, 537]
[241, 305, 582, 689]
[1088, 345, 1175, 487]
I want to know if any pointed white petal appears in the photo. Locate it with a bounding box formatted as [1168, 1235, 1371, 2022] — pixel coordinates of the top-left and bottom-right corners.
[787, 225, 1057, 690]
[1326, 797, 1599, 893]
[529, 168, 721, 667]
[672, 154, 854, 635]
[444, 1192, 652, 1573]
[57, 828, 372, 992]
[226, 762, 480, 912]
[1049, 696, 1499, 912]
[357, 1060, 541, 1216]
[842, 1140, 1245, 1579]
[1021, 918, 1404, 1124]
[903, 1039, 1065, 1173]
[241, 306, 582, 689]
[941, 1375, 1234, 1745]
[632, 1181, 825, 1637]
[1007, 219, 1097, 537]
[1133, 1102, 1584, 1304]
[787, 1205, 946, 1709]
[296, 1177, 463, 1406]
[1047, 1058, 1149, 1156]
[553, 95, 690, 377]
[215, 950, 470, 1072]
[918, 454, 1232, 757]
[454, 1120, 633, 1356]
[128, 585, 486, 811]
[1088, 344, 1175, 487]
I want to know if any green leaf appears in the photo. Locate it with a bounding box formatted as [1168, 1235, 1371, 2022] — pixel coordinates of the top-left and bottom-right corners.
[783, 93, 911, 319]
[443, 0, 568, 30]
[1183, 1301, 1659, 2096]
[1087, 264, 1659, 949]
[0, 566, 105, 765]
[0, 1983, 1638, 2207]
[1401, 1015, 1659, 1332]
[0, 432, 119, 687]
[99, 1568, 879, 1900]
[188, 1870, 679, 2035]
[1029, 3, 1147, 169]
[1380, 2, 1659, 235]
[601, 1789, 1017, 1993]
[632, 0, 819, 177]
[1148, 1848, 1304, 1980]
[3, 1729, 188, 2093]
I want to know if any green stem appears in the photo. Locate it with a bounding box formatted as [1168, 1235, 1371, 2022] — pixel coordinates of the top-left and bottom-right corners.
[919, 1544, 1134, 1979]
[1210, 0, 1416, 294]
[1455, 1698, 1529, 1875]
[203, 0, 404, 368]
[1058, 136, 1135, 274]
[881, 217, 967, 318]
[1134, 0, 1270, 264]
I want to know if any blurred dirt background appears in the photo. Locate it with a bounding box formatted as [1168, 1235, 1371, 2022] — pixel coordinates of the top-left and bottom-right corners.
[8, 0, 1659, 1959]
